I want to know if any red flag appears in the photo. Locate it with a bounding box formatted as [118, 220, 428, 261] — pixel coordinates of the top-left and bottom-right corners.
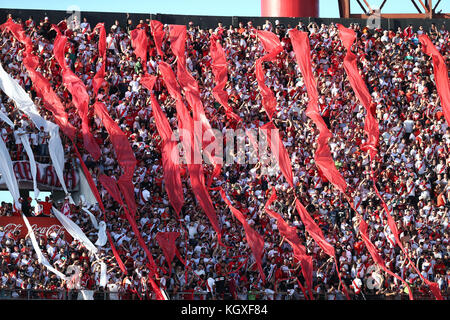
[155, 232, 181, 272]
[372, 183, 443, 300]
[169, 25, 222, 172]
[358, 217, 414, 300]
[130, 27, 148, 69]
[217, 187, 266, 282]
[289, 29, 347, 194]
[93, 101, 137, 216]
[106, 231, 128, 275]
[265, 187, 313, 299]
[294, 198, 350, 299]
[150, 20, 165, 57]
[158, 61, 222, 243]
[260, 121, 294, 187]
[419, 34, 450, 126]
[337, 24, 379, 159]
[209, 35, 242, 122]
[168, 25, 187, 65]
[255, 30, 283, 119]
[141, 74, 184, 215]
[52, 26, 102, 160]
[0, 19, 76, 140]
[92, 23, 107, 96]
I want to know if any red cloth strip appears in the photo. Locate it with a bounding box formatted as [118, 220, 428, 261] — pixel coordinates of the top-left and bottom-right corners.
[209, 35, 242, 122]
[419, 34, 450, 126]
[158, 61, 223, 244]
[155, 232, 181, 273]
[52, 26, 102, 160]
[92, 23, 107, 96]
[260, 121, 294, 187]
[130, 28, 148, 70]
[141, 74, 184, 215]
[294, 198, 350, 299]
[289, 29, 347, 194]
[255, 30, 283, 120]
[0, 19, 76, 139]
[336, 24, 379, 159]
[216, 187, 266, 282]
[265, 187, 313, 299]
[150, 20, 165, 57]
[371, 177, 443, 300]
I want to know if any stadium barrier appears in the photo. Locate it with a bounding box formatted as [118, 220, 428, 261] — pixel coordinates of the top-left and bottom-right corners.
[0, 289, 442, 300]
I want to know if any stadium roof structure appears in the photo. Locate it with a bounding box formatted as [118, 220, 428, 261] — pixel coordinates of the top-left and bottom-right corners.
[338, 0, 449, 19]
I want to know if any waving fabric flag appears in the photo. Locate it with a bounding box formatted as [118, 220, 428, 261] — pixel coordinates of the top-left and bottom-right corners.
[150, 20, 165, 57]
[169, 25, 222, 174]
[419, 34, 450, 126]
[217, 187, 265, 282]
[336, 24, 379, 159]
[156, 232, 181, 273]
[260, 121, 293, 187]
[158, 60, 222, 243]
[0, 62, 72, 203]
[289, 29, 347, 194]
[92, 23, 107, 96]
[130, 27, 148, 69]
[52, 26, 102, 161]
[141, 75, 185, 215]
[265, 187, 313, 299]
[209, 35, 242, 122]
[255, 30, 283, 120]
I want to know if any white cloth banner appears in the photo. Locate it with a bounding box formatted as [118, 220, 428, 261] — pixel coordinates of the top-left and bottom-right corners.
[20, 135, 40, 199]
[0, 109, 14, 127]
[82, 207, 99, 230]
[0, 62, 73, 204]
[0, 134, 20, 206]
[95, 220, 107, 247]
[0, 127, 68, 283]
[100, 261, 108, 288]
[52, 207, 98, 254]
[0, 107, 40, 199]
[21, 213, 69, 281]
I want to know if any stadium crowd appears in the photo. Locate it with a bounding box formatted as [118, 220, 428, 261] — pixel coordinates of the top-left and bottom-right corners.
[0, 13, 449, 300]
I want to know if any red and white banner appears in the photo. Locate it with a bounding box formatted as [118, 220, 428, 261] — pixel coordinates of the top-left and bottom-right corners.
[0, 160, 79, 191]
[0, 217, 72, 241]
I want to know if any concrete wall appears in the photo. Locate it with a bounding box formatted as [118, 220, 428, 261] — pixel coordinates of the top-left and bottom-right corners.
[0, 8, 447, 32]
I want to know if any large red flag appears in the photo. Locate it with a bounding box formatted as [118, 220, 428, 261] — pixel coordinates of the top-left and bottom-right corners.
[150, 20, 165, 57]
[260, 121, 294, 187]
[265, 187, 313, 299]
[130, 27, 148, 69]
[358, 217, 414, 300]
[169, 25, 222, 174]
[336, 24, 379, 159]
[419, 34, 450, 126]
[209, 35, 242, 122]
[0, 19, 76, 140]
[52, 26, 102, 160]
[289, 29, 347, 194]
[92, 23, 107, 96]
[155, 232, 181, 273]
[217, 187, 265, 282]
[295, 198, 350, 299]
[158, 61, 222, 243]
[141, 74, 184, 215]
[371, 183, 443, 300]
[255, 30, 283, 119]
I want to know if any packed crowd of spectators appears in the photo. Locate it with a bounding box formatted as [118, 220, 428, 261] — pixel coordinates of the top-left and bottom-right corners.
[0, 13, 448, 300]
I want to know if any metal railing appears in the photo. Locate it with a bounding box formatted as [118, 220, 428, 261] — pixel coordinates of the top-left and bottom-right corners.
[0, 289, 446, 300]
